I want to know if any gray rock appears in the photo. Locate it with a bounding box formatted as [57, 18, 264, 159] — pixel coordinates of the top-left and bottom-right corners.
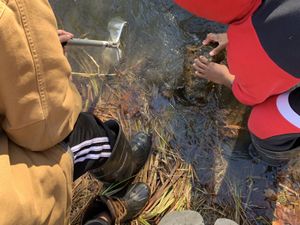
[158, 210, 205, 225]
[214, 218, 239, 225]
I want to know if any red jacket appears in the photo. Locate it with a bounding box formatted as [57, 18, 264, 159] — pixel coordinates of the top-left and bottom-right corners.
[248, 88, 300, 139]
[175, 0, 300, 106]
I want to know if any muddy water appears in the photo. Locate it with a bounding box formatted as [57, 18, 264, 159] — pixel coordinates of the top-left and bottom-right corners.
[50, 0, 278, 224]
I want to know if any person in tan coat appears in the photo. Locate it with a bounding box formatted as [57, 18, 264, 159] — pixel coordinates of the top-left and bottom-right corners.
[0, 1, 151, 224]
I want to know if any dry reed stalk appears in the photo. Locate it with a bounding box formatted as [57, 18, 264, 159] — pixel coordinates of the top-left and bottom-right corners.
[132, 153, 192, 225]
[71, 174, 103, 225]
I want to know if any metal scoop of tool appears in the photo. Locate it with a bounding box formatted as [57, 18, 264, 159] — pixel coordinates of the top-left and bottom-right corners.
[67, 18, 127, 61]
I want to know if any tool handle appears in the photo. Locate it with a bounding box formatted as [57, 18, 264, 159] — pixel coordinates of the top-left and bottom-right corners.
[67, 38, 118, 48]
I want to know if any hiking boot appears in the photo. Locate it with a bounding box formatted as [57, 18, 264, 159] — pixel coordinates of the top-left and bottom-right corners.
[82, 182, 150, 225]
[91, 120, 152, 183]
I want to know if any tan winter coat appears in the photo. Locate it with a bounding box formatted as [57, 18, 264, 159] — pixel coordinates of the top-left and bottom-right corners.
[0, 0, 82, 224]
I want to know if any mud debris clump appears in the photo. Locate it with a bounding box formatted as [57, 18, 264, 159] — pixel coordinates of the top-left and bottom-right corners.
[181, 43, 226, 105]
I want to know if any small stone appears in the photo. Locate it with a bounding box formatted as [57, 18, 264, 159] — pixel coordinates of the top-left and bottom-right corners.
[214, 218, 239, 225]
[158, 210, 205, 225]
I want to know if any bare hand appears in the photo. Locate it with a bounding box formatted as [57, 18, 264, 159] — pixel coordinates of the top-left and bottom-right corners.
[202, 33, 228, 56]
[193, 56, 234, 88]
[58, 29, 74, 43]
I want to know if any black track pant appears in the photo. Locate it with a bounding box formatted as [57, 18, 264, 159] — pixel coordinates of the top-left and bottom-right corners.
[251, 133, 300, 165]
[64, 112, 116, 180]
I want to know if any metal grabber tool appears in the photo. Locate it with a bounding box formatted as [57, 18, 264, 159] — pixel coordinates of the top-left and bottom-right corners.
[66, 18, 127, 61]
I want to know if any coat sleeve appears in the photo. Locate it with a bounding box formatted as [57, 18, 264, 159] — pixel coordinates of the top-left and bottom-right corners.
[0, 0, 82, 151]
[174, 0, 261, 24]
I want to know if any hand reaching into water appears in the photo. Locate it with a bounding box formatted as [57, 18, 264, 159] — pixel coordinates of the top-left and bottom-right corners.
[193, 56, 234, 88]
[192, 32, 233, 88]
[202, 33, 228, 56]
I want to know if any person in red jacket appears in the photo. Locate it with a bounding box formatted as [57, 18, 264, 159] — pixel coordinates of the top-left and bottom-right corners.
[175, 0, 300, 165]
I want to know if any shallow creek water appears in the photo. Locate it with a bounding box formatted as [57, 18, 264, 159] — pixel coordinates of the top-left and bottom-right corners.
[49, 0, 294, 224]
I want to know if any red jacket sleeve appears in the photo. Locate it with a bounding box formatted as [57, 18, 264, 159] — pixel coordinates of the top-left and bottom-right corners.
[174, 0, 261, 24]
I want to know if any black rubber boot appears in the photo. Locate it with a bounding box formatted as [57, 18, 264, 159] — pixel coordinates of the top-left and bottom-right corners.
[84, 219, 109, 225]
[91, 120, 152, 184]
[248, 143, 289, 167]
[82, 182, 150, 225]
